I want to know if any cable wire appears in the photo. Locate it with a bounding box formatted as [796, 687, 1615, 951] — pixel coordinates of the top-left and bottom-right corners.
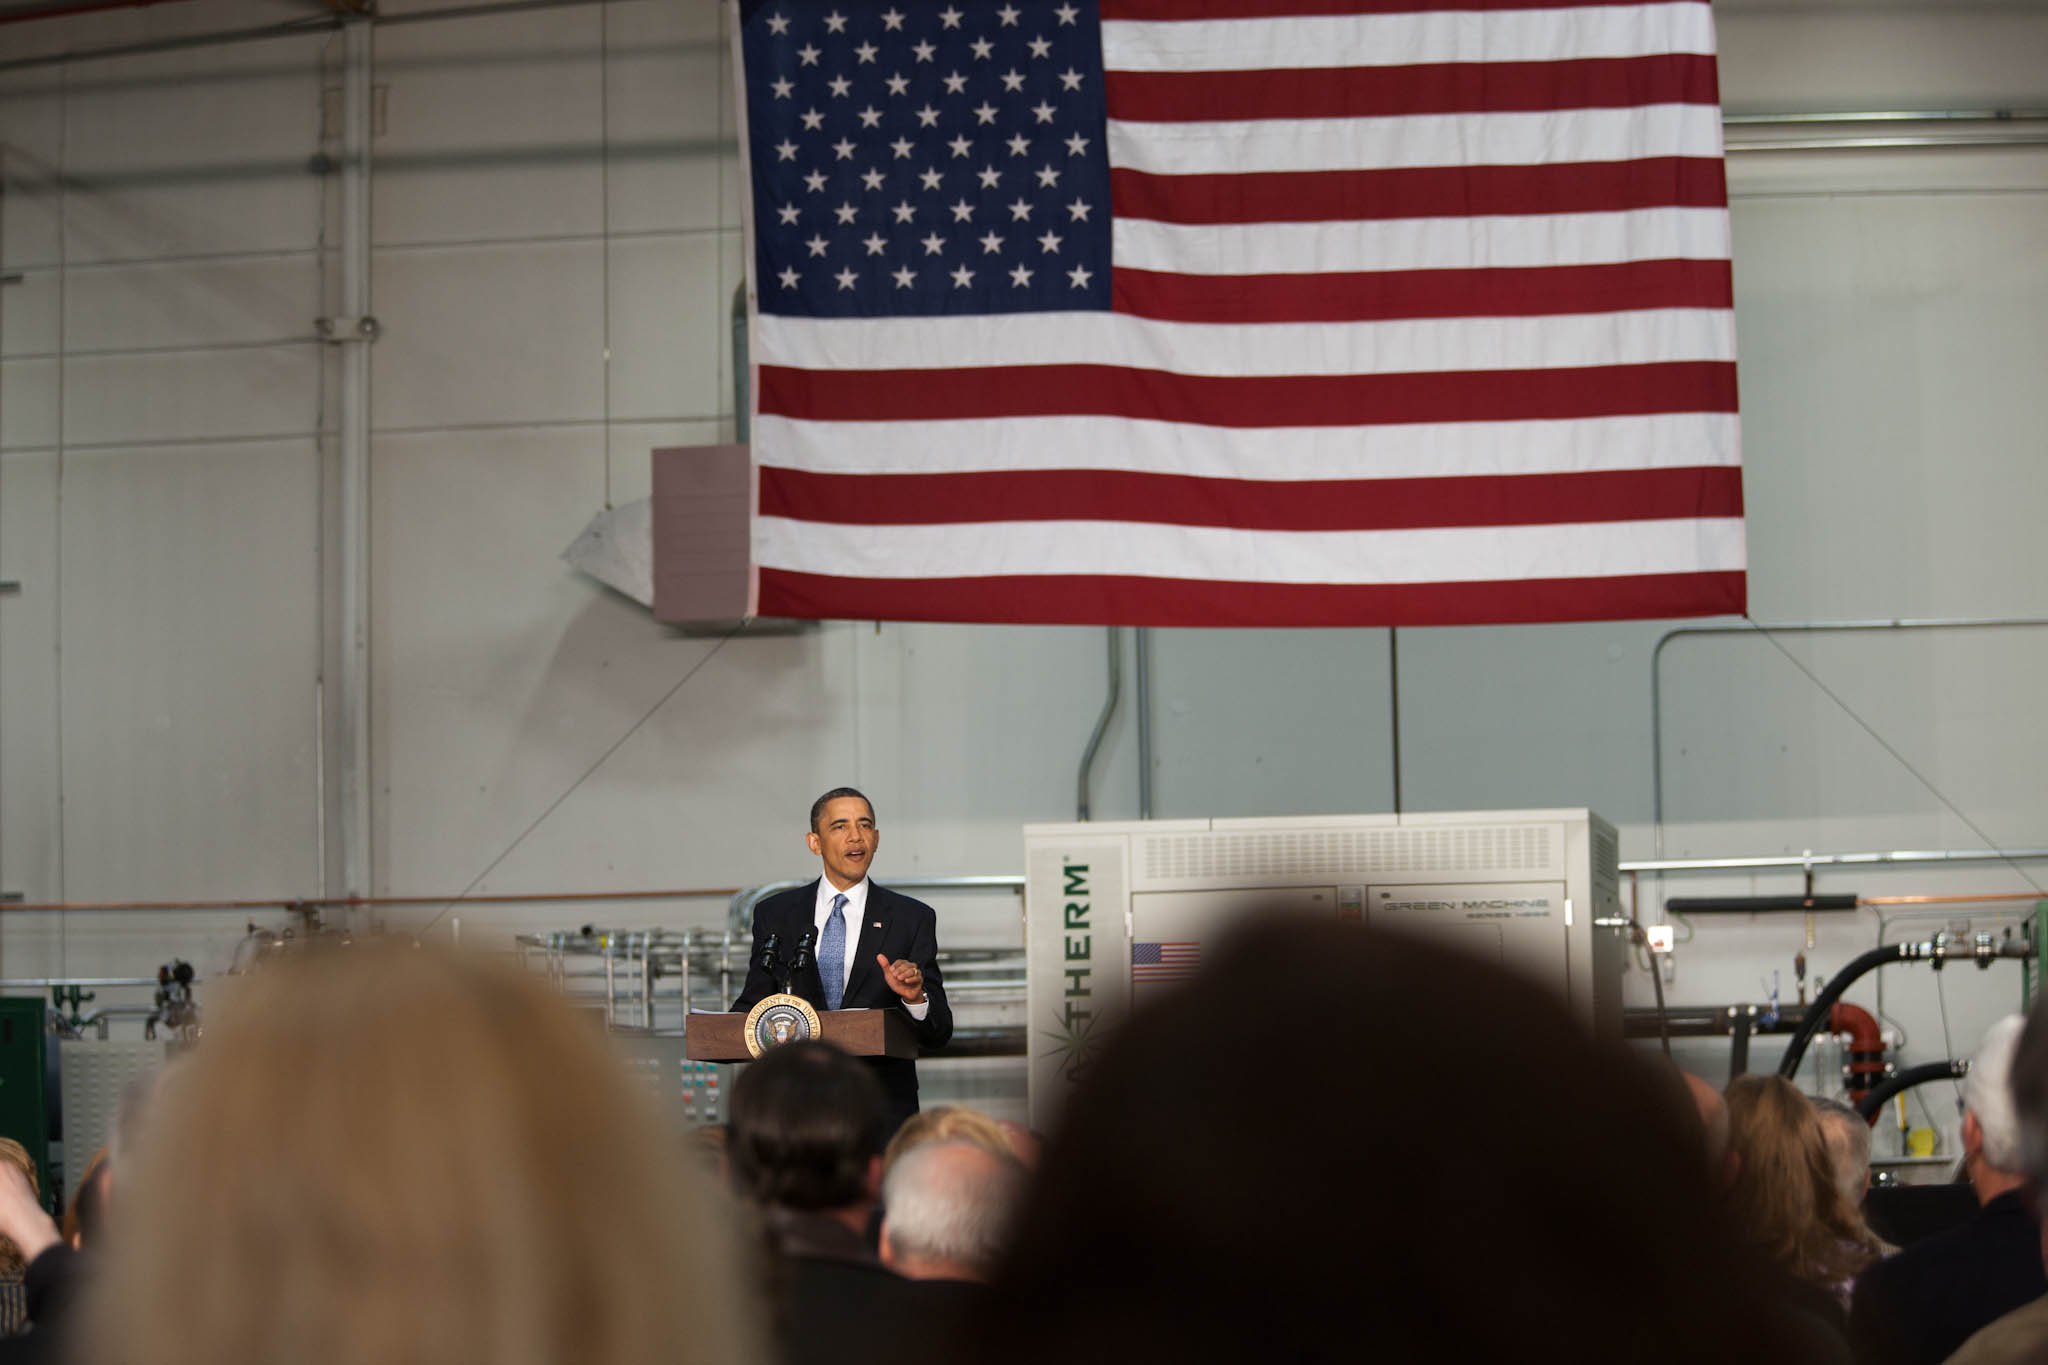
[415, 620, 751, 938]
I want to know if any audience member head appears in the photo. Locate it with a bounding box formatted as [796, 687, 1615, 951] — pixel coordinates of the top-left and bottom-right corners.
[879, 1140, 1024, 1283]
[1724, 1073, 1883, 1290]
[976, 916, 1817, 1363]
[882, 1103, 1013, 1173]
[0, 1139, 39, 1275]
[1810, 1097, 1874, 1213]
[729, 1040, 886, 1220]
[1960, 1014, 2029, 1200]
[1683, 1071, 1736, 1185]
[85, 941, 761, 1365]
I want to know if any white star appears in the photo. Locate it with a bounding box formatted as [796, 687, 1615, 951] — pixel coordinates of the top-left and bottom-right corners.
[778, 265, 800, 289]
[857, 106, 882, 128]
[996, 4, 1020, 25]
[834, 201, 858, 224]
[766, 12, 790, 34]
[892, 200, 916, 223]
[777, 202, 801, 225]
[823, 11, 847, 33]
[949, 199, 975, 222]
[920, 231, 946, 255]
[860, 167, 887, 191]
[1008, 197, 1033, 221]
[942, 71, 968, 94]
[1065, 132, 1090, 156]
[1027, 36, 1051, 59]
[977, 165, 1002, 188]
[892, 265, 916, 288]
[1035, 164, 1061, 187]
[804, 234, 829, 257]
[969, 37, 993, 59]
[854, 41, 878, 64]
[1038, 230, 1063, 253]
[835, 266, 858, 290]
[918, 167, 943, 190]
[1068, 263, 1093, 288]
[890, 137, 914, 159]
[831, 137, 855, 160]
[1031, 101, 1056, 124]
[880, 7, 905, 30]
[797, 43, 820, 66]
[771, 77, 794, 98]
[951, 263, 975, 288]
[912, 40, 936, 62]
[1067, 197, 1091, 221]
[947, 135, 973, 158]
[803, 169, 828, 192]
[1009, 262, 1034, 287]
[1058, 68, 1083, 91]
[862, 231, 887, 255]
[1054, 3, 1078, 24]
[774, 139, 798, 161]
[915, 105, 940, 128]
[827, 76, 852, 98]
[937, 5, 962, 28]
[1006, 133, 1030, 157]
[979, 230, 1005, 253]
[800, 107, 825, 130]
[885, 73, 910, 96]
[973, 102, 998, 125]
[1000, 69, 1025, 92]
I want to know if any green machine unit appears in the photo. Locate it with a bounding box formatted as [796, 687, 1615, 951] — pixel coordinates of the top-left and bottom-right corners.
[0, 997, 55, 1211]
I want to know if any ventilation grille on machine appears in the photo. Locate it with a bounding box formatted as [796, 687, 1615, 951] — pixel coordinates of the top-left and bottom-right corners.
[1140, 823, 1559, 884]
[1590, 824, 1619, 900]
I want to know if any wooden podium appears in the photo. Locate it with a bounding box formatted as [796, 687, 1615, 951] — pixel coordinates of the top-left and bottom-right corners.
[685, 1007, 919, 1061]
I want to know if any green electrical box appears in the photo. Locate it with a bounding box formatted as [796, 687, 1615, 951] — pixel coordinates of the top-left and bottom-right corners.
[0, 998, 55, 1211]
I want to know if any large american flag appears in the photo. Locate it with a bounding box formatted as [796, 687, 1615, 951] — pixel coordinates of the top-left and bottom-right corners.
[736, 0, 1743, 627]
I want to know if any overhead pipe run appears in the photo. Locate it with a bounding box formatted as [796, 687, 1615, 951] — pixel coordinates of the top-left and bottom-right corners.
[1855, 1060, 1969, 1124]
[1777, 933, 2035, 1081]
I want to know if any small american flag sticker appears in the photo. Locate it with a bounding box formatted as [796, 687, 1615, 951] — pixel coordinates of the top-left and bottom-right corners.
[1131, 941, 1200, 983]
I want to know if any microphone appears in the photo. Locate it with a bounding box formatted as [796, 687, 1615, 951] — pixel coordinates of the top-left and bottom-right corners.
[759, 932, 782, 983]
[790, 929, 816, 982]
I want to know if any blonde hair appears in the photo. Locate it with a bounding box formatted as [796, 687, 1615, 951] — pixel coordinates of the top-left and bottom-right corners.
[882, 1104, 1013, 1173]
[0, 1138, 40, 1275]
[87, 943, 764, 1365]
[1725, 1075, 1884, 1288]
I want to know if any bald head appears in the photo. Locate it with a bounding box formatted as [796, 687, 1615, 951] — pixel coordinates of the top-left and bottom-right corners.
[879, 1140, 1024, 1283]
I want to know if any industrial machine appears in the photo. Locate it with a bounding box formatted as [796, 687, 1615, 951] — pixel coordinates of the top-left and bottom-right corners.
[1022, 809, 1626, 1127]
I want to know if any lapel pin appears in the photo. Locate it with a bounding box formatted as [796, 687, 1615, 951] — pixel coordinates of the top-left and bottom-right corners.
[873, 922, 882, 928]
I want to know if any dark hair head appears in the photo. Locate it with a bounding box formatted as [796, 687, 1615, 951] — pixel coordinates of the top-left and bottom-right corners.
[809, 787, 873, 835]
[729, 1042, 886, 1211]
[977, 915, 1825, 1364]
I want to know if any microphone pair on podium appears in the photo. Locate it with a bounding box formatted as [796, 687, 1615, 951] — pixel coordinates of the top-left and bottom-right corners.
[758, 930, 815, 995]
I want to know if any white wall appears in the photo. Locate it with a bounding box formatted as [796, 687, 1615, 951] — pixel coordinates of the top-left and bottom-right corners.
[3, 0, 2047, 1149]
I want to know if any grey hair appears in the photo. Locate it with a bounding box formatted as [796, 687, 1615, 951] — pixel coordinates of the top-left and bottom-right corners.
[1811, 1096, 1872, 1208]
[880, 1140, 1024, 1280]
[1962, 1014, 2029, 1174]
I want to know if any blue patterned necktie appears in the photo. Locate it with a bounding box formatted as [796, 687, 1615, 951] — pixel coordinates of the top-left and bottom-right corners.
[819, 892, 847, 1010]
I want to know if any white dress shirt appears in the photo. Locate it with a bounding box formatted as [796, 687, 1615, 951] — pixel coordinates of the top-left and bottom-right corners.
[814, 877, 929, 1020]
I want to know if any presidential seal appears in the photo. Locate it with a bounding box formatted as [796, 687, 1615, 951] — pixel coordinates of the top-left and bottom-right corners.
[744, 992, 822, 1058]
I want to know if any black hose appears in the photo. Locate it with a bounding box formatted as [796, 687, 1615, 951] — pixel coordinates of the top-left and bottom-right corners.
[1855, 1059, 1968, 1122]
[1776, 943, 1914, 1079]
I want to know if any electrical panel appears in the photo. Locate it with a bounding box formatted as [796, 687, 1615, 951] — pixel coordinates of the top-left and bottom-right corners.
[1022, 809, 1625, 1128]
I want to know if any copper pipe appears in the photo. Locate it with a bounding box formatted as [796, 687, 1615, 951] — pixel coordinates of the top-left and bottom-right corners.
[1861, 893, 2048, 906]
[1, 887, 742, 913]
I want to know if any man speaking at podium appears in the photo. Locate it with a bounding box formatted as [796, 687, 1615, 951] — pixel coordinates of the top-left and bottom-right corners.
[733, 787, 953, 1131]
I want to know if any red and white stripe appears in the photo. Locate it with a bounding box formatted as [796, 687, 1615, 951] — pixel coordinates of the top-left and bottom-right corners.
[748, 0, 1743, 627]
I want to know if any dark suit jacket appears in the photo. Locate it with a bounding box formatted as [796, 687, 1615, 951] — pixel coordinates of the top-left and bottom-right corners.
[732, 880, 953, 1128]
[1848, 1189, 2048, 1365]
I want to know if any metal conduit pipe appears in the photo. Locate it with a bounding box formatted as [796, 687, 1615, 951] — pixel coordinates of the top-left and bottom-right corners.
[1778, 936, 2036, 1079]
[1855, 1060, 1969, 1123]
[1076, 628, 1122, 821]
